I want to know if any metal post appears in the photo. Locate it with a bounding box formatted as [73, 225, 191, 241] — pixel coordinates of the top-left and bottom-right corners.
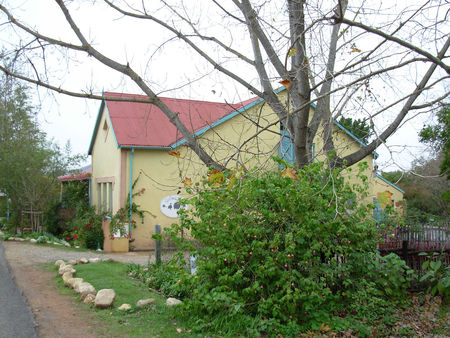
[155, 224, 161, 265]
[6, 197, 10, 222]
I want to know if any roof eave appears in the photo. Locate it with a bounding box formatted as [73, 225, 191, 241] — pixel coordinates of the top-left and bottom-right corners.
[88, 99, 106, 155]
[374, 173, 405, 194]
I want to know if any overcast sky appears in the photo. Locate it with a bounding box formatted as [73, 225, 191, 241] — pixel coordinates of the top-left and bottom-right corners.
[2, 0, 447, 172]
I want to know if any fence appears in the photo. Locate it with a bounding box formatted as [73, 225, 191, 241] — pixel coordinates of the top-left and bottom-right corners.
[378, 225, 449, 278]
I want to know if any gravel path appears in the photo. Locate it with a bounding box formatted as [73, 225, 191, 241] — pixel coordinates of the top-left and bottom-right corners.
[4, 240, 153, 265]
[2, 239, 166, 337]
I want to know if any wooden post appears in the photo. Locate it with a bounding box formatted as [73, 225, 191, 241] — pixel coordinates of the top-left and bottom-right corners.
[401, 240, 408, 262]
[155, 224, 162, 265]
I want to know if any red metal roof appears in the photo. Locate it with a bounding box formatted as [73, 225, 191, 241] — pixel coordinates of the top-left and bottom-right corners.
[57, 169, 92, 182]
[103, 92, 255, 148]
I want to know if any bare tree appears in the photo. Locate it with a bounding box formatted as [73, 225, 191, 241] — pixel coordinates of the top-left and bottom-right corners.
[0, 0, 448, 170]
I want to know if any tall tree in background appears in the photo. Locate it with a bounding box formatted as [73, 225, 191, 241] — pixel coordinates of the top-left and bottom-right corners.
[419, 105, 450, 179]
[0, 1, 448, 170]
[0, 65, 82, 221]
[337, 117, 372, 144]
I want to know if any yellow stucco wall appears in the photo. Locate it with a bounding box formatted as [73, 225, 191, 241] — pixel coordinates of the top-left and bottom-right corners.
[125, 101, 283, 249]
[90, 105, 123, 217]
[90, 95, 403, 249]
[370, 175, 404, 212]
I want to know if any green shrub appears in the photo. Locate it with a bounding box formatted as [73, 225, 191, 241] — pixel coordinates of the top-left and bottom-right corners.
[160, 161, 411, 334]
[420, 252, 450, 299]
[64, 206, 104, 250]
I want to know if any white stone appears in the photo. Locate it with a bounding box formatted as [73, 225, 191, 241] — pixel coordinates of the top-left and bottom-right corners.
[53, 242, 62, 245]
[75, 245, 80, 248]
[65, 243, 71, 247]
[0, 231, 4, 237]
[46, 241, 52, 244]
[89, 258, 101, 263]
[136, 298, 155, 307]
[55, 260, 65, 267]
[30, 239, 37, 244]
[7, 237, 15, 241]
[79, 258, 89, 264]
[166, 298, 182, 306]
[118, 304, 132, 311]
[58, 264, 76, 276]
[62, 271, 73, 285]
[77, 283, 96, 300]
[176, 328, 183, 333]
[68, 278, 84, 289]
[83, 294, 96, 305]
[68, 259, 77, 265]
[16, 238, 25, 242]
[94, 289, 116, 308]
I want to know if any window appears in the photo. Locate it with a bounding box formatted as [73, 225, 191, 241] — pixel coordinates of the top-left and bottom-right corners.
[278, 123, 315, 165]
[279, 122, 294, 165]
[96, 178, 114, 215]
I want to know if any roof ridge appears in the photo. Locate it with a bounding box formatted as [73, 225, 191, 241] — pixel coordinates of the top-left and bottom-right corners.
[103, 91, 239, 106]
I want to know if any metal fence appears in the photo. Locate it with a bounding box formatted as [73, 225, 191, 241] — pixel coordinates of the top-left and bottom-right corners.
[378, 225, 449, 278]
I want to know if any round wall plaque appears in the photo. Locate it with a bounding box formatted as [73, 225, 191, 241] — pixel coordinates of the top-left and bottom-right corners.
[160, 194, 186, 218]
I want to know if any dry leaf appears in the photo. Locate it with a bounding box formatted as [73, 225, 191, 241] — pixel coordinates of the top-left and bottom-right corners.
[281, 167, 298, 180]
[181, 177, 192, 187]
[168, 150, 182, 158]
[279, 79, 291, 89]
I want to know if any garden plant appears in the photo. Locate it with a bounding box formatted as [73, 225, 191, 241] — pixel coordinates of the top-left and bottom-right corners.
[134, 160, 415, 336]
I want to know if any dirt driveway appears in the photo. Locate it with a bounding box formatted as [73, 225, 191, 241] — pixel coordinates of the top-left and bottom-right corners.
[3, 240, 151, 338]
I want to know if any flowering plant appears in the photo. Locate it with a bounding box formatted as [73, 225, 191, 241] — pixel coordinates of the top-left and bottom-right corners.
[109, 175, 154, 237]
[63, 206, 104, 249]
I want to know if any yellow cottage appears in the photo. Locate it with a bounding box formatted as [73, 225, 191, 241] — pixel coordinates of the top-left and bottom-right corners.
[88, 90, 404, 250]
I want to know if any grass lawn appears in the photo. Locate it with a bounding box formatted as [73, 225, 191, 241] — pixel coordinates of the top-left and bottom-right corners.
[52, 261, 199, 337]
[49, 258, 449, 337]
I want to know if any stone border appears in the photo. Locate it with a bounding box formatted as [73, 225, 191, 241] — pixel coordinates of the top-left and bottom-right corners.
[54, 259, 183, 312]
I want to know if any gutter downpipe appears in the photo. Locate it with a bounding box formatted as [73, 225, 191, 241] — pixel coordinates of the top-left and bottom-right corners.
[129, 148, 135, 235]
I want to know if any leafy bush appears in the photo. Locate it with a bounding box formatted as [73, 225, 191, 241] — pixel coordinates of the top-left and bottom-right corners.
[127, 260, 192, 299]
[45, 180, 89, 236]
[64, 206, 104, 250]
[160, 161, 409, 335]
[420, 252, 450, 299]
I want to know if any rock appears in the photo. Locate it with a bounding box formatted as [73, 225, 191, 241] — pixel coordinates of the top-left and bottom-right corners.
[166, 298, 182, 307]
[68, 278, 83, 289]
[83, 294, 96, 305]
[176, 328, 183, 333]
[65, 243, 71, 247]
[53, 242, 62, 245]
[68, 259, 77, 265]
[62, 271, 73, 285]
[30, 239, 37, 244]
[0, 230, 4, 236]
[79, 258, 89, 264]
[77, 282, 96, 300]
[75, 245, 80, 248]
[46, 241, 52, 244]
[25, 237, 30, 240]
[55, 260, 65, 267]
[94, 289, 116, 309]
[118, 304, 132, 311]
[58, 264, 76, 276]
[89, 258, 101, 263]
[136, 298, 155, 307]
[16, 238, 25, 242]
